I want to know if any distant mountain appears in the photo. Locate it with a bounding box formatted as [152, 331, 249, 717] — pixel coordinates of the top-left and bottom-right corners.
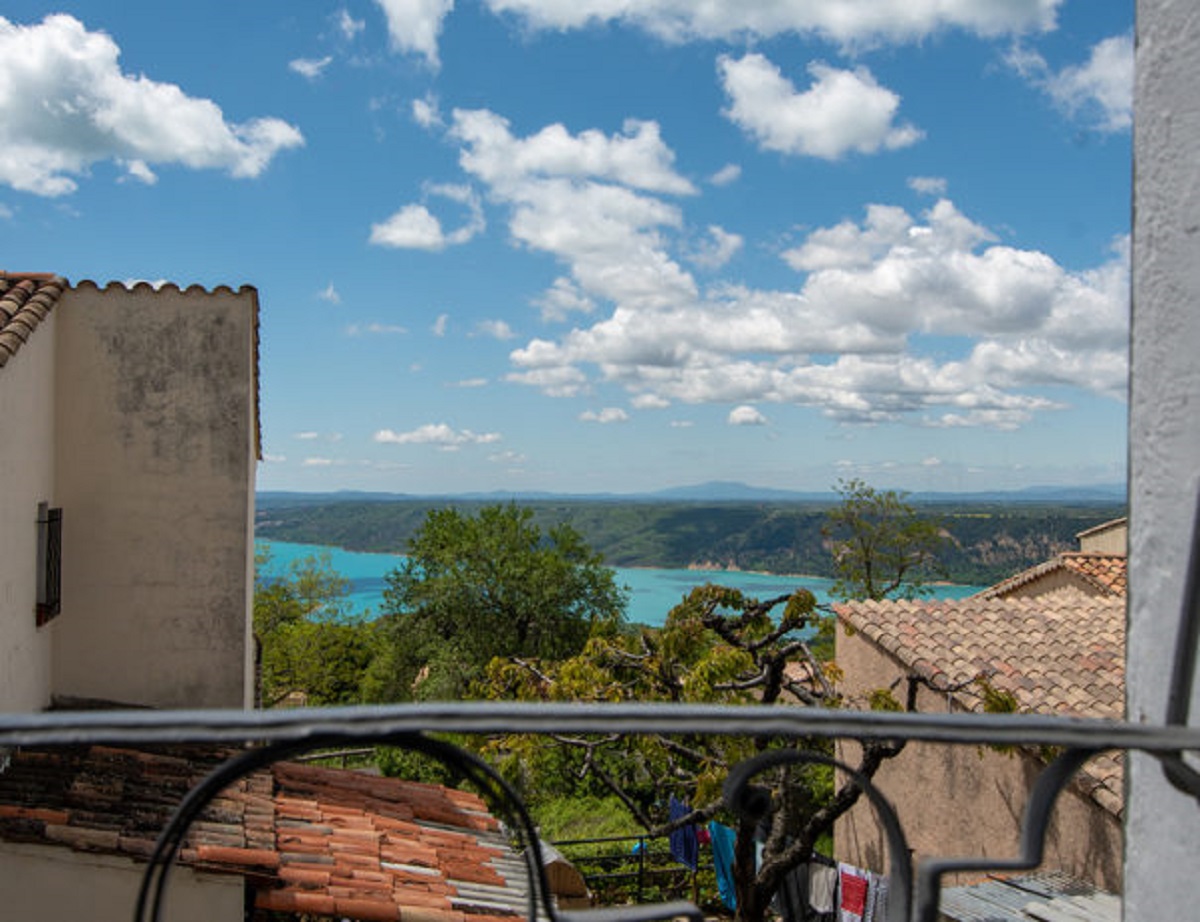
[258, 481, 1126, 506]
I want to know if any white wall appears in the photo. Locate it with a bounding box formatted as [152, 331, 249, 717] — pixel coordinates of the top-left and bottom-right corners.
[0, 842, 244, 922]
[51, 283, 257, 709]
[0, 313, 57, 711]
[1127, 2, 1200, 918]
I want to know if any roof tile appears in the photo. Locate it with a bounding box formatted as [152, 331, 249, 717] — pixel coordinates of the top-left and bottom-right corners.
[0, 274, 66, 368]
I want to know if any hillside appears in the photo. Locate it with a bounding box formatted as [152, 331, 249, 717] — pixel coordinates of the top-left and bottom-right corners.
[255, 495, 1125, 587]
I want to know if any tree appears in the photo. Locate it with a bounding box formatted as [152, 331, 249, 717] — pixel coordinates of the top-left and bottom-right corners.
[365, 504, 627, 701]
[823, 478, 947, 601]
[253, 546, 375, 707]
[476, 584, 909, 922]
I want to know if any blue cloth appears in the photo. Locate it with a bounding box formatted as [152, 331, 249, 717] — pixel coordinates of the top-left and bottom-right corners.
[668, 796, 699, 871]
[709, 821, 737, 910]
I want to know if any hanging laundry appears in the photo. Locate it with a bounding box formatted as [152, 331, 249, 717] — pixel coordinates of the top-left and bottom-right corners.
[668, 796, 699, 871]
[809, 863, 838, 915]
[868, 872, 889, 922]
[709, 821, 738, 910]
[838, 863, 870, 922]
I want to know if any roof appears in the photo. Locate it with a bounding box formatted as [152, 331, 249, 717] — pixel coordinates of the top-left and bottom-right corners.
[835, 596, 1125, 816]
[0, 745, 530, 922]
[0, 273, 67, 368]
[977, 552, 1127, 600]
[1075, 517, 1128, 540]
[940, 870, 1120, 922]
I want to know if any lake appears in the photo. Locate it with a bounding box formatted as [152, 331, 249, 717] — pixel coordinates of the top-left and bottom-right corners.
[257, 540, 983, 627]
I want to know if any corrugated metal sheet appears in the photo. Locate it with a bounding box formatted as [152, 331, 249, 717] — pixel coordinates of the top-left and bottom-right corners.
[939, 871, 1120, 922]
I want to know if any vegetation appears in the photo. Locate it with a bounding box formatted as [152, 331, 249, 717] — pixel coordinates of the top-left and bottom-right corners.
[253, 547, 376, 707]
[824, 478, 946, 600]
[362, 504, 628, 702]
[256, 494, 1123, 586]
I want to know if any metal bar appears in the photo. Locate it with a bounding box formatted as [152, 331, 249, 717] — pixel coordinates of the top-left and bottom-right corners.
[3, 701, 1199, 752]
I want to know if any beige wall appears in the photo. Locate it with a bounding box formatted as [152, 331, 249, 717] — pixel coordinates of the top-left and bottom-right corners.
[51, 282, 257, 709]
[834, 625, 1123, 892]
[1079, 522, 1127, 556]
[0, 313, 57, 711]
[0, 842, 244, 922]
[996, 571, 1098, 601]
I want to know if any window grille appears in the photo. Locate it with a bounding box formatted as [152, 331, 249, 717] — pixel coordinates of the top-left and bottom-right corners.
[35, 503, 62, 626]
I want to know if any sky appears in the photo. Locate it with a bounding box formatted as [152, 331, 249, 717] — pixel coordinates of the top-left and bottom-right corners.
[0, 1, 1132, 496]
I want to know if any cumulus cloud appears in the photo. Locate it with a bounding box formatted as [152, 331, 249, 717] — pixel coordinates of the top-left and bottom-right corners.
[412, 94, 444, 129]
[480, 0, 1059, 45]
[432, 313, 449, 336]
[729, 405, 768, 426]
[289, 55, 333, 79]
[374, 423, 501, 449]
[0, 14, 303, 196]
[337, 8, 366, 40]
[1007, 32, 1132, 132]
[535, 277, 596, 322]
[318, 283, 341, 304]
[506, 197, 1127, 429]
[374, 0, 453, 67]
[688, 225, 743, 269]
[709, 163, 742, 186]
[370, 183, 484, 250]
[475, 319, 516, 340]
[718, 54, 923, 160]
[580, 407, 630, 423]
[908, 175, 947, 196]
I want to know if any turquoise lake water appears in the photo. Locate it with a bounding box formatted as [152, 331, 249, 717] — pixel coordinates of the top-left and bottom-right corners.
[258, 539, 982, 627]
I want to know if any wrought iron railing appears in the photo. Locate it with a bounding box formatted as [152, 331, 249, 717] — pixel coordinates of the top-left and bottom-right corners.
[3, 702, 1200, 922]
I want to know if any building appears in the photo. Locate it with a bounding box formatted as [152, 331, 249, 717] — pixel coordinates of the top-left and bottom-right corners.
[978, 518, 1127, 602]
[0, 274, 259, 712]
[834, 594, 1125, 894]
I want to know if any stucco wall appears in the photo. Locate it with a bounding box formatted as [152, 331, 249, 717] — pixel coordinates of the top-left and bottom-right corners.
[1127, 2, 1200, 917]
[0, 313, 57, 711]
[834, 626, 1123, 892]
[51, 282, 256, 709]
[995, 570, 1098, 601]
[0, 842, 243, 922]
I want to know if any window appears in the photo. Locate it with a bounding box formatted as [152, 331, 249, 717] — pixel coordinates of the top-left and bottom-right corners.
[35, 502, 62, 626]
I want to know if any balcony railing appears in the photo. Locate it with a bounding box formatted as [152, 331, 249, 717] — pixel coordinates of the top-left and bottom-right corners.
[3, 701, 1200, 922]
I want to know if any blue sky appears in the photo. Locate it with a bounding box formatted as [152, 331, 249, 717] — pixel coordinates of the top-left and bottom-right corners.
[1, 1, 1131, 495]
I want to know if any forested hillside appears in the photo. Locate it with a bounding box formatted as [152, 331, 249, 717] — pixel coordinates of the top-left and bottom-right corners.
[256, 496, 1125, 586]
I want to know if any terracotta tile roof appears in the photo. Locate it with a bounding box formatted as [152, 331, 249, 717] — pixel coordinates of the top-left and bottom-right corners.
[835, 596, 1125, 817]
[0, 273, 67, 368]
[977, 553, 1127, 600]
[0, 745, 530, 922]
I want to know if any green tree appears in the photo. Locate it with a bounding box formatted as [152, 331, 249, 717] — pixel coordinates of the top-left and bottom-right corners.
[824, 478, 947, 601]
[365, 504, 627, 701]
[254, 546, 375, 707]
[476, 585, 906, 922]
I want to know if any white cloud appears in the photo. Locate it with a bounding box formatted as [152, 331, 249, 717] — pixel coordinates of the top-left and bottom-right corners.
[289, 55, 333, 79]
[302, 457, 334, 467]
[709, 163, 741, 186]
[580, 407, 630, 423]
[0, 14, 303, 196]
[122, 159, 157, 185]
[0, 204, 13, 220]
[337, 8, 366, 40]
[475, 319, 515, 340]
[262, 453, 287, 463]
[507, 198, 1128, 430]
[480, 1, 1060, 45]
[669, 419, 695, 428]
[687, 225, 743, 269]
[318, 282, 341, 304]
[374, 423, 501, 449]
[729, 405, 768, 426]
[374, 0, 453, 67]
[432, 313, 449, 336]
[294, 431, 320, 440]
[450, 377, 489, 388]
[718, 54, 923, 160]
[412, 94, 443, 129]
[535, 277, 596, 322]
[489, 450, 527, 464]
[370, 183, 484, 250]
[632, 393, 671, 409]
[922, 456, 942, 466]
[346, 322, 408, 335]
[907, 175, 947, 196]
[1007, 32, 1132, 132]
